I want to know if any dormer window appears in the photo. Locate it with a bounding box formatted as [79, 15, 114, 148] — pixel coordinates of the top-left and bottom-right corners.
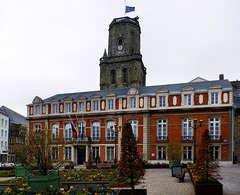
[211, 92, 219, 104]
[52, 104, 58, 114]
[184, 94, 192, 106]
[93, 101, 99, 111]
[35, 105, 40, 115]
[130, 97, 136, 109]
[65, 103, 71, 113]
[159, 96, 166, 107]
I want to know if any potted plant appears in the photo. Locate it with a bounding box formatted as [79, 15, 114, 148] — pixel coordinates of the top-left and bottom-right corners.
[167, 143, 182, 168]
[118, 123, 146, 195]
[190, 130, 222, 195]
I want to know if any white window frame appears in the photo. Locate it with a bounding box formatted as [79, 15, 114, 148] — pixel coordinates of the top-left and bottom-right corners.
[65, 147, 72, 161]
[108, 99, 114, 110]
[182, 118, 193, 140]
[106, 121, 115, 141]
[158, 146, 167, 160]
[106, 146, 114, 161]
[92, 121, 100, 141]
[35, 105, 40, 115]
[52, 104, 58, 114]
[52, 124, 59, 141]
[93, 101, 99, 111]
[129, 120, 138, 140]
[65, 123, 72, 142]
[208, 85, 222, 105]
[211, 92, 219, 104]
[211, 146, 220, 160]
[157, 119, 167, 140]
[78, 122, 85, 138]
[209, 117, 220, 140]
[92, 146, 100, 161]
[130, 97, 136, 109]
[181, 87, 194, 106]
[183, 146, 192, 160]
[79, 102, 85, 112]
[65, 103, 71, 113]
[52, 147, 59, 160]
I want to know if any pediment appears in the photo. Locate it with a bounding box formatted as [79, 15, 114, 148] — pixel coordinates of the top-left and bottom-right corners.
[156, 88, 168, 94]
[182, 86, 194, 92]
[32, 96, 43, 104]
[63, 96, 73, 101]
[127, 88, 140, 95]
[209, 84, 222, 90]
[106, 93, 116, 97]
[50, 98, 59, 102]
[91, 94, 101, 99]
[76, 96, 87, 100]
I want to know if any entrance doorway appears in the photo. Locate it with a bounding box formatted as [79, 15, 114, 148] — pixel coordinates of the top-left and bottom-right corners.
[77, 147, 86, 165]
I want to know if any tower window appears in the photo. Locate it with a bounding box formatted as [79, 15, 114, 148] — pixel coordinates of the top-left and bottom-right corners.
[122, 68, 127, 83]
[111, 69, 116, 84]
[118, 38, 123, 45]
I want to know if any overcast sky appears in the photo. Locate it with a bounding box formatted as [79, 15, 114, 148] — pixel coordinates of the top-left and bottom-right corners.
[0, 0, 239, 116]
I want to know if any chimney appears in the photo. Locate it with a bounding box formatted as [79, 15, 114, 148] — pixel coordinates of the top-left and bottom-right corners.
[219, 74, 224, 80]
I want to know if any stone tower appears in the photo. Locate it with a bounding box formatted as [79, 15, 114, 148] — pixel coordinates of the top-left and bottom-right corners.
[100, 17, 146, 90]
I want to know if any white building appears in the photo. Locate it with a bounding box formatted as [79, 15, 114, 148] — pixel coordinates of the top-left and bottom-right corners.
[0, 109, 9, 162]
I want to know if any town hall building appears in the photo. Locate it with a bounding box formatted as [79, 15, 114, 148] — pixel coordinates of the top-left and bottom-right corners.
[27, 17, 235, 165]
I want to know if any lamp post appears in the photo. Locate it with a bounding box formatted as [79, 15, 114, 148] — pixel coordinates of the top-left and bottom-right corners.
[189, 119, 203, 164]
[110, 125, 121, 165]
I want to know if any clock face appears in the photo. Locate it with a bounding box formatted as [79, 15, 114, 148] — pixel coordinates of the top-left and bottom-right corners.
[118, 45, 123, 51]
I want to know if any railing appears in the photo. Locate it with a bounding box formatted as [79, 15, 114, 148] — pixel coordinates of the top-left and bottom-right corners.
[210, 135, 220, 140]
[72, 136, 89, 144]
[105, 137, 115, 141]
[182, 136, 193, 141]
[157, 136, 168, 141]
[92, 137, 101, 141]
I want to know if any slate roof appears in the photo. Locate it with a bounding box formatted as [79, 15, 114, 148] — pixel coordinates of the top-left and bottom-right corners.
[0, 106, 27, 126]
[36, 79, 232, 104]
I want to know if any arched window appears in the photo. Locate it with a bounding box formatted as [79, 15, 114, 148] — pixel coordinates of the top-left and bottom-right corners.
[65, 124, 72, 142]
[122, 68, 127, 83]
[52, 124, 59, 141]
[111, 69, 116, 84]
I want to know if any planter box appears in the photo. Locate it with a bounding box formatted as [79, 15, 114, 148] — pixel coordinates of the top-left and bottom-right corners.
[169, 160, 181, 168]
[188, 169, 223, 195]
[64, 165, 74, 170]
[27, 173, 60, 191]
[194, 181, 223, 195]
[117, 189, 147, 195]
[15, 166, 32, 177]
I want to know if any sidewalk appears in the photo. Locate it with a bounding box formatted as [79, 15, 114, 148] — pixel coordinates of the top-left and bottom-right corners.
[136, 164, 240, 195]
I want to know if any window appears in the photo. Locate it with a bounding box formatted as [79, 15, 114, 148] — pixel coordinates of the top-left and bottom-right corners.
[1, 141, 3, 148]
[4, 141, 7, 148]
[129, 120, 138, 140]
[158, 146, 167, 160]
[157, 120, 167, 140]
[184, 94, 192, 106]
[122, 68, 127, 83]
[106, 121, 115, 141]
[106, 147, 114, 161]
[93, 101, 99, 111]
[52, 147, 59, 160]
[1, 130, 3, 137]
[211, 92, 219, 104]
[209, 118, 220, 139]
[1, 119, 3, 126]
[183, 146, 192, 160]
[5, 120, 7, 127]
[5, 131, 7, 138]
[182, 119, 192, 140]
[78, 122, 85, 138]
[210, 146, 220, 160]
[111, 69, 116, 84]
[65, 124, 72, 142]
[53, 104, 58, 114]
[35, 125, 41, 132]
[35, 105, 40, 115]
[92, 122, 100, 141]
[79, 102, 84, 112]
[65, 147, 71, 160]
[92, 147, 100, 161]
[159, 96, 166, 107]
[52, 124, 59, 141]
[65, 103, 71, 113]
[130, 97, 136, 109]
[108, 99, 114, 110]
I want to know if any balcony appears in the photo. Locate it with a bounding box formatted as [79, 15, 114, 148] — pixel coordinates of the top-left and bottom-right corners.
[156, 136, 168, 142]
[72, 136, 89, 144]
[105, 137, 116, 142]
[92, 137, 101, 142]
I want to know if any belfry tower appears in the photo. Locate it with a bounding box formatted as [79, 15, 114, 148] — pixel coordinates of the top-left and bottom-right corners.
[99, 17, 146, 90]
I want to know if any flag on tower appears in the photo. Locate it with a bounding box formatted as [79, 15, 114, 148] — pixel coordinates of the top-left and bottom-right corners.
[125, 6, 135, 13]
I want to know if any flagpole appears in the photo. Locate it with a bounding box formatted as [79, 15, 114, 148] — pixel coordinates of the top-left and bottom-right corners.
[124, 0, 126, 16]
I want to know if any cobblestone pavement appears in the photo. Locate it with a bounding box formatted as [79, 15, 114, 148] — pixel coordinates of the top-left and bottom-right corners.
[135, 164, 240, 195]
[136, 169, 194, 195]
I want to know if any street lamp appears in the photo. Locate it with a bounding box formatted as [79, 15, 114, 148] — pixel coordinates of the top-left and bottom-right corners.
[110, 125, 121, 164]
[189, 119, 203, 164]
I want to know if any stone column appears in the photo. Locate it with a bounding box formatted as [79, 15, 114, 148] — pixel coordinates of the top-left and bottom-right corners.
[118, 115, 123, 161]
[143, 113, 150, 161]
[86, 145, 89, 162]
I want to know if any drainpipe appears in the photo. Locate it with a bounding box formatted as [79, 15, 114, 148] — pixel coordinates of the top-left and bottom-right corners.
[232, 106, 235, 163]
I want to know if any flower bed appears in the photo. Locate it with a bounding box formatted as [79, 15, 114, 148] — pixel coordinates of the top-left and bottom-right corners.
[0, 170, 15, 177]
